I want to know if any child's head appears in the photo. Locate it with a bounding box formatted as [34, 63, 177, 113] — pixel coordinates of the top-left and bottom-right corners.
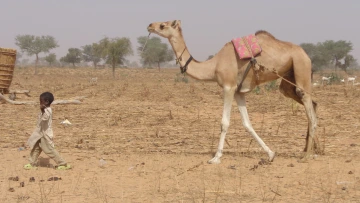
[40, 92, 54, 108]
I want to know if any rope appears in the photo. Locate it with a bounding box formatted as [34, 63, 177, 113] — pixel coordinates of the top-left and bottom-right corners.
[175, 47, 187, 65]
[239, 39, 313, 97]
[141, 33, 151, 53]
[269, 67, 312, 95]
[259, 49, 314, 97]
[240, 37, 308, 95]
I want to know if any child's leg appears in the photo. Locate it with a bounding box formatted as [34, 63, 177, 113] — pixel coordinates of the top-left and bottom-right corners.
[39, 137, 67, 166]
[29, 140, 42, 165]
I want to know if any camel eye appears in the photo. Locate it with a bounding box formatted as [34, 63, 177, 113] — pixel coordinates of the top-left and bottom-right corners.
[160, 24, 165, 30]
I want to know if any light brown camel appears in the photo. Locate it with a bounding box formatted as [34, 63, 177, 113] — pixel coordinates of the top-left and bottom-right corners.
[147, 20, 321, 164]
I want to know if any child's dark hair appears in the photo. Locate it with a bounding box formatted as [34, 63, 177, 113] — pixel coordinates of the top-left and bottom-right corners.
[40, 92, 54, 105]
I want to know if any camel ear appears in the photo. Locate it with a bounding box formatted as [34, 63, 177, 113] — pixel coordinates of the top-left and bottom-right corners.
[171, 20, 181, 28]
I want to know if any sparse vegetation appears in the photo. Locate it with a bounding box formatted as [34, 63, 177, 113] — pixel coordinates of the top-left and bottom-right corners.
[1, 67, 360, 202]
[44, 53, 56, 67]
[15, 35, 58, 74]
[99, 37, 133, 78]
[82, 43, 103, 68]
[174, 73, 189, 83]
[264, 80, 278, 91]
[60, 48, 82, 67]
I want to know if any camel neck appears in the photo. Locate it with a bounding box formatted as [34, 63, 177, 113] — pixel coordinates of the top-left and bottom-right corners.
[168, 37, 216, 81]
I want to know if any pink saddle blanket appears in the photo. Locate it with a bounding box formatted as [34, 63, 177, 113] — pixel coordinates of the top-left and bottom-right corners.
[231, 34, 262, 59]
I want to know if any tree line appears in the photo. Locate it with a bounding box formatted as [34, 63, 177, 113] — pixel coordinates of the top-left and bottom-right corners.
[15, 34, 174, 76]
[300, 40, 357, 72]
[15, 34, 358, 76]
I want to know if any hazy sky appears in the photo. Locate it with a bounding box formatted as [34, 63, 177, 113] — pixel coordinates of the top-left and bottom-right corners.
[1, 0, 359, 63]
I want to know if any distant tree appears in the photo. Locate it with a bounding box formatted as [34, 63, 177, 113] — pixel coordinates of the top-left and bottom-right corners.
[44, 53, 56, 67]
[15, 52, 22, 65]
[321, 40, 353, 72]
[300, 40, 354, 72]
[59, 57, 68, 67]
[335, 54, 357, 72]
[61, 48, 82, 67]
[207, 55, 214, 60]
[15, 35, 58, 74]
[99, 37, 133, 77]
[320, 40, 352, 63]
[82, 43, 102, 68]
[137, 36, 174, 70]
[21, 59, 30, 66]
[300, 43, 328, 71]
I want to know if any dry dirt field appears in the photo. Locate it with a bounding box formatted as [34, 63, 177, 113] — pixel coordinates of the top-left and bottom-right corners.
[1, 67, 360, 203]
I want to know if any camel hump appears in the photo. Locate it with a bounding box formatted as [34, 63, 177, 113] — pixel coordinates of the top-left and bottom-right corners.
[255, 30, 277, 39]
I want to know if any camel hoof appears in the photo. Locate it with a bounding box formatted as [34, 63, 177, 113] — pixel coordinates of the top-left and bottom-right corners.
[208, 157, 221, 164]
[298, 153, 310, 163]
[297, 158, 309, 163]
[315, 147, 325, 155]
[268, 151, 276, 162]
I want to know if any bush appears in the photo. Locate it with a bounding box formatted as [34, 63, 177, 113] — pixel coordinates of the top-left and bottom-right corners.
[325, 73, 342, 85]
[174, 73, 189, 83]
[253, 86, 261, 95]
[265, 80, 278, 91]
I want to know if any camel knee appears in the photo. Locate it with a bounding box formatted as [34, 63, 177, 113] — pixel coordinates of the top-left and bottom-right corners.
[295, 88, 304, 99]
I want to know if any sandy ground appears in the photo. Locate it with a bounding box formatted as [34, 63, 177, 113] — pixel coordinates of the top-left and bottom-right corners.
[0, 67, 360, 202]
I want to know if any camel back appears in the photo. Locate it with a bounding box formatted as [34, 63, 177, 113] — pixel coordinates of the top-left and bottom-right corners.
[0, 47, 17, 94]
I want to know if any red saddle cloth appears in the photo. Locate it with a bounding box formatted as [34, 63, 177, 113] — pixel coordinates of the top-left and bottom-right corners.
[231, 34, 262, 59]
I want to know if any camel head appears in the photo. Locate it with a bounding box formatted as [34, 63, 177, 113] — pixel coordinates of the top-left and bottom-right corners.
[147, 20, 182, 39]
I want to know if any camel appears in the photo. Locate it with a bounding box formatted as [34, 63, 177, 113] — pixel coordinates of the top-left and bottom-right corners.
[147, 20, 321, 164]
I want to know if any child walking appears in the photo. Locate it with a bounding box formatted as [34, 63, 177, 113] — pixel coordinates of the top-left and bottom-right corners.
[24, 92, 71, 170]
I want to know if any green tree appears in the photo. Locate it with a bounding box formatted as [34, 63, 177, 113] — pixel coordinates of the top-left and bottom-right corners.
[320, 40, 353, 63]
[137, 36, 174, 70]
[300, 40, 354, 72]
[15, 35, 58, 74]
[100, 37, 133, 77]
[82, 43, 102, 68]
[61, 48, 82, 67]
[44, 53, 56, 67]
[336, 54, 357, 72]
[321, 40, 353, 72]
[300, 43, 329, 71]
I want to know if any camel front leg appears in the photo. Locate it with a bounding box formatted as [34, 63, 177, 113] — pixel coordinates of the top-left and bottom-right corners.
[234, 93, 276, 161]
[208, 86, 236, 164]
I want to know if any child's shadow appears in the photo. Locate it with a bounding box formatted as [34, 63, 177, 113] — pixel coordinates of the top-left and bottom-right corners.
[38, 157, 54, 168]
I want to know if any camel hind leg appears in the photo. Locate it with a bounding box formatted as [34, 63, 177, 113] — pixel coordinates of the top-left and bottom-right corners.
[279, 69, 321, 157]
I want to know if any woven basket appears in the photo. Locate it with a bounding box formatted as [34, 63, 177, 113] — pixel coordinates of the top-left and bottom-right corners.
[0, 47, 17, 94]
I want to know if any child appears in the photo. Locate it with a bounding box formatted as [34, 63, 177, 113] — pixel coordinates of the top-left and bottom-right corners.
[24, 92, 71, 170]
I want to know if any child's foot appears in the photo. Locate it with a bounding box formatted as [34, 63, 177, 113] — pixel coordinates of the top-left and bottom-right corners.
[56, 164, 71, 170]
[24, 164, 37, 170]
